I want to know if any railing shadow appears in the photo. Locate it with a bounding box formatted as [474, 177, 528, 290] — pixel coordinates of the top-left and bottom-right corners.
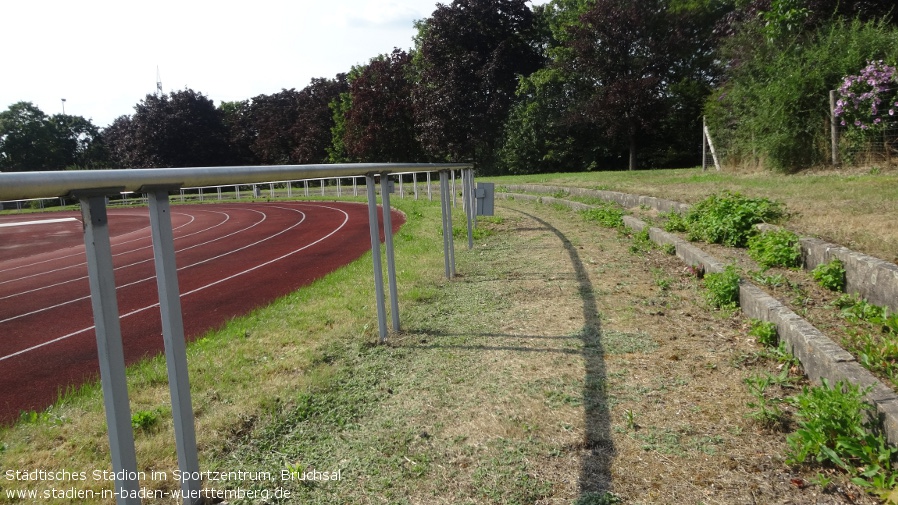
[404, 208, 614, 499]
[509, 209, 614, 498]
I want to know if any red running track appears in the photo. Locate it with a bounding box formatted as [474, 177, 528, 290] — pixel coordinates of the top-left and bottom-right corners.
[0, 201, 403, 424]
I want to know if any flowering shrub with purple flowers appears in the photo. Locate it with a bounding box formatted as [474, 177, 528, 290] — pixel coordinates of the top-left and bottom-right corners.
[834, 60, 898, 131]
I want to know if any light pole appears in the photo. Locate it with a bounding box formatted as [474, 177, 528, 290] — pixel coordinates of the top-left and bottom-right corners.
[61, 98, 66, 114]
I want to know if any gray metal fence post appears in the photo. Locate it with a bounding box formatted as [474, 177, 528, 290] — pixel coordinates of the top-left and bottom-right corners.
[439, 171, 456, 278]
[145, 187, 201, 505]
[380, 173, 400, 332]
[366, 174, 388, 341]
[464, 169, 474, 250]
[451, 169, 457, 207]
[74, 189, 141, 505]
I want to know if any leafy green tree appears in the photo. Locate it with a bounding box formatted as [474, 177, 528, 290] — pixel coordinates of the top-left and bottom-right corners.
[414, 0, 542, 170]
[0, 102, 106, 171]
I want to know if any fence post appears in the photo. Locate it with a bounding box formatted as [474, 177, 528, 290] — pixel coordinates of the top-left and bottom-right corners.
[702, 117, 708, 171]
[830, 90, 840, 166]
[73, 188, 142, 505]
[464, 169, 474, 250]
[702, 117, 722, 171]
[365, 174, 388, 342]
[439, 171, 456, 278]
[380, 173, 400, 332]
[144, 187, 201, 505]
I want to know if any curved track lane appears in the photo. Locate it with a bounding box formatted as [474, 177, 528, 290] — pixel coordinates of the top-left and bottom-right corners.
[0, 201, 403, 423]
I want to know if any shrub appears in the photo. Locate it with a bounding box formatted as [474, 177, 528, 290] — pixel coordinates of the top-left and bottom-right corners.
[748, 229, 801, 268]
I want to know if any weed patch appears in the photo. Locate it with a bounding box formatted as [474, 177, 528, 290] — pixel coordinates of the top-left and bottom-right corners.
[675, 191, 787, 247]
[748, 229, 801, 269]
[704, 264, 741, 310]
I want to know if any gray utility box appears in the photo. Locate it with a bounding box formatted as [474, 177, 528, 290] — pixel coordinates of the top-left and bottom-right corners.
[476, 183, 495, 216]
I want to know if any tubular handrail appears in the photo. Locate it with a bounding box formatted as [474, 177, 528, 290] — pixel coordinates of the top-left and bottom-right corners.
[0, 162, 471, 201]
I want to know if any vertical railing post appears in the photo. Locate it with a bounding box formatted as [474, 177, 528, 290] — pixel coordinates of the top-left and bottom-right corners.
[427, 172, 432, 201]
[380, 173, 400, 332]
[439, 171, 456, 279]
[73, 188, 141, 505]
[144, 187, 201, 505]
[366, 174, 389, 342]
[464, 168, 474, 250]
[451, 169, 457, 207]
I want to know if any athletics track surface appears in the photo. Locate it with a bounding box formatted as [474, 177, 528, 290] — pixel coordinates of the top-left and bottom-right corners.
[0, 201, 403, 424]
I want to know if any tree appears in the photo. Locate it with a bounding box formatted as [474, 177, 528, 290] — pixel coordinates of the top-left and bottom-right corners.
[104, 89, 231, 168]
[414, 0, 542, 170]
[562, 0, 722, 170]
[219, 100, 258, 165]
[290, 76, 348, 164]
[340, 49, 425, 163]
[0, 102, 106, 171]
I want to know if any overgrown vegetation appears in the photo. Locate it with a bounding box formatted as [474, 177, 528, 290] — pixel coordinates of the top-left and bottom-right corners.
[703, 264, 741, 309]
[748, 229, 801, 269]
[667, 191, 787, 248]
[786, 379, 898, 492]
[835, 294, 898, 389]
[580, 203, 625, 229]
[707, 17, 898, 172]
[812, 258, 846, 292]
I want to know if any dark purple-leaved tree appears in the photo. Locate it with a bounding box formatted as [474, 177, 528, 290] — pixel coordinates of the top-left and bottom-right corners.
[343, 49, 425, 162]
[243, 89, 302, 165]
[290, 76, 348, 164]
[414, 0, 542, 169]
[105, 89, 230, 168]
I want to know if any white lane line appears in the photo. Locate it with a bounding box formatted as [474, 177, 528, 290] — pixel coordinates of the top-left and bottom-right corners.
[0, 212, 194, 276]
[0, 218, 79, 228]
[0, 209, 259, 300]
[0, 204, 350, 361]
[0, 206, 296, 324]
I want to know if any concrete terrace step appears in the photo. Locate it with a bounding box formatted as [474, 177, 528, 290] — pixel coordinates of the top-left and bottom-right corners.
[503, 183, 898, 313]
[497, 187, 898, 446]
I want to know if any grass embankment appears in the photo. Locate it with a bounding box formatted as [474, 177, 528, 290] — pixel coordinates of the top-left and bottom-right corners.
[484, 167, 898, 264]
[1, 171, 890, 504]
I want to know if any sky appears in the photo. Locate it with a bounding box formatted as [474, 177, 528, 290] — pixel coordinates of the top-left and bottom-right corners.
[2, 0, 544, 128]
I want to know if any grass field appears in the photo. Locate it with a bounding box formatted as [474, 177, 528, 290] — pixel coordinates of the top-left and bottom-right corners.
[1, 168, 894, 504]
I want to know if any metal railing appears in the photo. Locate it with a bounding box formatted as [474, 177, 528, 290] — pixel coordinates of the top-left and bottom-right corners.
[0, 163, 474, 505]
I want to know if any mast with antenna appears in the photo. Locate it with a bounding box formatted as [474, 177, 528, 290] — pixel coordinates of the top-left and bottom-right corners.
[156, 66, 163, 95]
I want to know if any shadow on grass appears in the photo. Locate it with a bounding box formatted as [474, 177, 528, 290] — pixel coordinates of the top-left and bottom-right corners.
[406, 208, 615, 500]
